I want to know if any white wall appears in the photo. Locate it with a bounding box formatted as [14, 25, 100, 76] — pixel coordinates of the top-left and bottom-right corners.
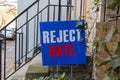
[17, 0, 37, 60]
[17, 0, 68, 59]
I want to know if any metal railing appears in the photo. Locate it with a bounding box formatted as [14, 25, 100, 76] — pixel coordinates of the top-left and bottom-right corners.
[0, 0, 41, 79]
[0, 0, 75, 79]
[103, 0, 120, 22]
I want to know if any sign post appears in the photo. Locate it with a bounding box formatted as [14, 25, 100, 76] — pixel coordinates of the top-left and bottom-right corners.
[40, 20, 86, 66]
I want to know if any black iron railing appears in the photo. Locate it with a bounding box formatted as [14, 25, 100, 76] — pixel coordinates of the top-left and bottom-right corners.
[0, 38, 3, 80]
[0, 0, 42, 79]
[103, 0, 120, 22]
[0, 0, 87, 80]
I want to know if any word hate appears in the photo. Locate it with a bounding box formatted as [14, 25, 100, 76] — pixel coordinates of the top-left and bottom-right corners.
[49, 44, 77, 57]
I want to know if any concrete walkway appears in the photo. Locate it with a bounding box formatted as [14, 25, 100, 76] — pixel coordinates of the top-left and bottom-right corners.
[2, 40, 48, 80]
[2, 40, 15, 78]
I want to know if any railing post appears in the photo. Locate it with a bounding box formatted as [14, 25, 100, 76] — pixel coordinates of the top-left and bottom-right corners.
[103, 0, 106, 22]
[0, 38, 3, 80]
[36, 0, 39, 51]
[47, 0, 50, 21]
[58, 0, 61, 21]
[56, 0, 62, 75]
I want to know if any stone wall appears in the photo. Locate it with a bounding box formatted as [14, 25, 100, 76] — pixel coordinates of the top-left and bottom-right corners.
[96, 21, 120, 80]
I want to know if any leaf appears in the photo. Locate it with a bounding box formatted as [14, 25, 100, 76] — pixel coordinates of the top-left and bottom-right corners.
[103, 76, 111, 80]
[44, 75, 51, 80]
[106, 67, 113, 76]
[76, 21, 83, 27]
[110, 57, 120, 69]
[94, 0, 99, 5]
[103, 27, 118, 44]
[107, 67, 112, 71]
[84, 22, 88, 30]
[99, 59, 111, 66]
[107, 73, 115, 80]
[78, 29, 82, 32]
[115, 42, 120, 56]
[103, 42, 112, 57]
[93, 39, 99, 47]
[39, 77, 44, 80]
[103, 74, 115, 80]
[79, 38, 84, 42]
[58, 72, 65, 79]
[107, 3, 117, 10]
[107, 0, 120, 10]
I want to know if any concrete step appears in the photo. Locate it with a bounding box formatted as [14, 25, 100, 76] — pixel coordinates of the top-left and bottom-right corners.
[7, 53, 48, 80]
[11, 78, 25, 80]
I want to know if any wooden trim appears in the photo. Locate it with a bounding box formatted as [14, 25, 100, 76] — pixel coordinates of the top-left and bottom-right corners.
[84, 0, 88, 20]
[74, 0, 77, 19]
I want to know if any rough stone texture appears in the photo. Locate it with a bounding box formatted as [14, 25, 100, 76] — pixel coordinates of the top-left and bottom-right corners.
[96, 21, 120, 80]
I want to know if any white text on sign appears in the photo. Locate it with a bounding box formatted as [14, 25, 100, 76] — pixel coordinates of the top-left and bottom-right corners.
[42, 29, 81, 43]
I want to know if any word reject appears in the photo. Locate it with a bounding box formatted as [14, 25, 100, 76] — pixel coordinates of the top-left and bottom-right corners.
[42, 29, 81, 43]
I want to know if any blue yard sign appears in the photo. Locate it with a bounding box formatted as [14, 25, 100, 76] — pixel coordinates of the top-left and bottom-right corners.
[40, 20, 86, 66]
